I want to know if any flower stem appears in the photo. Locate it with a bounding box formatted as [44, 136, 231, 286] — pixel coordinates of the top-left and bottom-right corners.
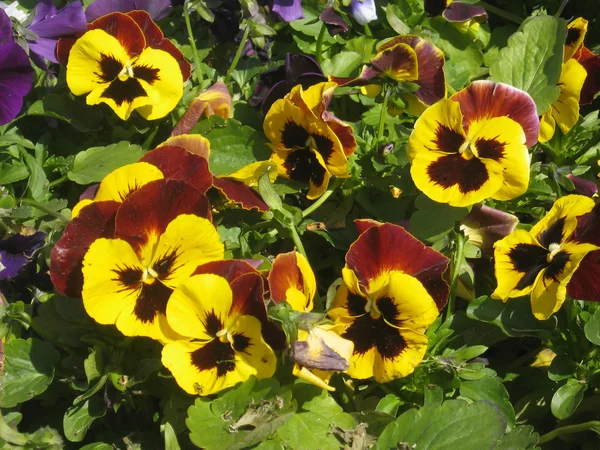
[302, 178, 343, 217]
[183, 0, 203, 85]
[289, 225, 308, 261]
[376, 87, 391, 145]
[225, 24, 250, 84]
[555, 0, 569, 16]
[446, 231, 466, 320]
[477, 1, 523, 25]
[315, 23, 326, 67]
[364, 24, 373, 37]
[48, 174, 68, 189]
[538, 421, 600, 444]
[20, 198, 68, 223]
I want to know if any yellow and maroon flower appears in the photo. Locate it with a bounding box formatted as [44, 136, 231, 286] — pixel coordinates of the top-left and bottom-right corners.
[81, 180, 223, 342]
[264, 82, 356, 199]
[408, 81, 538, 207]
[172, 81, 233, 136]
[332, 35, 446, 114]
[161, 273, 276, 395]
[65, 11, 189, 120]
[460, 204, 519, 250]
[492, 195, 599, 320]
[328, 220, 449, 382]
[425, 0, 487, 33]
[268, 251, 316, 312]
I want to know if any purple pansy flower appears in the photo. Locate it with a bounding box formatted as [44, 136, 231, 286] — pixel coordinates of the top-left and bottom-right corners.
[319, 6, 349, 36]
[250, 53, 326, 113]
[567, 174, 598, 197]
[85, 0, 172, 22]
[272, 0, 303, 22]
[0, 8, 34, 126]
[25, 0, 87, 67]
[349, 0, 377, 25]
[0, 232, 46, 281]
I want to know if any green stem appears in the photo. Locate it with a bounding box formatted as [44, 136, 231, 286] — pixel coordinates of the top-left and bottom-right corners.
[302, 178, 343, 217]
[289, 225, 308, 261]
[142, 125, 160, 149]
[538, 421, 600, 444]
[315, 23, 326, 67]
[183, 1, 203, 85]
[446, 232, 466, 320]
[477, 1, 523, 25]
[363, 24, 373, 37]
[225, 25, 250, 84]
[20, 198, 68, 223]
[0, 220, 11, 235]
[555, 0, 569, 16]
[376, 88, 391, 145]
[48, 174, 68, 189]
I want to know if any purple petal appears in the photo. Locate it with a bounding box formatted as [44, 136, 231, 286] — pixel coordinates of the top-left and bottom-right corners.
[442, 2, 487, 23]
[272, 0, 304, 22]
[30, 0, 58, 27]
[28, 37, 59, 63]
[28, 1, 87, 39]
[85, 0, 172, 22]
[0, 41, 34, 126]
[0, 8, 12, 43]
[319, 6, 349, 36]
[79, 184, 100, 202]
[0, 251, 30, 280]
[349, 0, 377, 25]
[567, 174, 598, 197]
[0, 232, 46, 280]
[285, 53, 323, 80]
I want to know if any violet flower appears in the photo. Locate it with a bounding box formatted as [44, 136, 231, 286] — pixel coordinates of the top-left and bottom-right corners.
[24, 0, 87, 68]
[0, 8, 33, 126]
[272, 0, 303, 22]
[85, 0, 172, 22]
[249, 53, 326, 113]
[567, 174, 598, 197]
[0, 232, 45, 281]
[349, 0, 377, 25]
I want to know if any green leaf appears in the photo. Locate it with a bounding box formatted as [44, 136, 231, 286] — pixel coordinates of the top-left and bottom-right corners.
[80, 444, 113, 450]
[376, 394, 402, 416]
[19, 147, 48, 201]
[551, 379, 586, 420]
[26, 94, 104, 132]
[410, 194, 469, 242]
[460, 376, 516, 428]
[68, 141, 144, 184]
[197, 120, 271, 176]
[322, 52, 363, 77]
[0, 338, 60, 408]
[489, 15, 567, 115]
[187, 399, 237, 450]
[584, 309, 600, 345]
[0, 162, 29, 184]
[63, 397, 107, 442]
[548, 354, 577, 382]
[376, 400, 506, 450]
[494, 425, 540, 450]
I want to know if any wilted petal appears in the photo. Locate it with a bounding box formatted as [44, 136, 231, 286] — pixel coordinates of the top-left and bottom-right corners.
[460, 204, 518, 250]
[172, 81, 232, 136]
[442, 2, 486, 23]
[319, 6, 349, 36]
[567, 174, 598, 197]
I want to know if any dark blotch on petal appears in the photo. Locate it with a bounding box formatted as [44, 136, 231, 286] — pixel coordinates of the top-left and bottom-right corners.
[101, 77, 147, 106]
[96, 54, 123, 82]
[508, 243, 548, 290]
[232, 333, 251, 352]
[203, 311, 223, 337]
[311, 133, 334, 164]
[133, 280, 172, 323]
[343, 314, 407, 360]
[545, 251, 570, 282]
[433, 123, 464, 154]
[153, 248, 180, 280]
[283, 149, 327, 186]
[282, 121, 310, 149]
[426, 154, 489, 193]
[190, 339, 235, 378]
[133, 64, 160, 84]
[476, 137, 505, 161]
[115, 265, 143, 288]
[538, 217, 565, 249]
[566, 27, 582, 45]
[347, 292, 367, 316]
[377, 297, 399, 326]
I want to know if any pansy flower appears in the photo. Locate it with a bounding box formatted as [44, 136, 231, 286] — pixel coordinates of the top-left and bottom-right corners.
[161, 273, 276, 395]
[425, 0, 487, 33]
[408, 81, 538, 207]
[268, 251, 316, 312]
[0, 8, 34, 126]
[82, 180, 223, 342]
[328, 220, 449, 382]
[250, 53, 327, 114]
[63, 11, 189, 120]
[264, 81, 356, 199]
[460, 205, 518, 251]
[21, 0, 87, 69]
[332, 35, 446, 115]
[272, 0, 303, 22]
[51, 145, 213, 298]
[492, 195, 599, 320]
[349, 0, 377, 25]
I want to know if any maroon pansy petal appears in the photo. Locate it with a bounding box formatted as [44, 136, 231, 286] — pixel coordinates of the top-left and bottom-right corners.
[567, 250, 600, 302]
[442, 2, 487, 23]
[370, 43, 419, 82]
[50, 201, 119, 298]
[56, 36, 78, 65]
[451, 81, 540, 148]
[354, 218, 381, 236]
[347, 221, 450, 310]
[140, 145, 213, 193]
[567, 174, 598, 197]
[575, 47, 600, 105]
[89, 12, 147, 58]
[268, 252, 302, 304]
[114, 179, 211, 253]
[573, 202, 600, 246]
[193, 259, 259, 281]
[319, 6, 349, 36]
[213, 178, 269, 212]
